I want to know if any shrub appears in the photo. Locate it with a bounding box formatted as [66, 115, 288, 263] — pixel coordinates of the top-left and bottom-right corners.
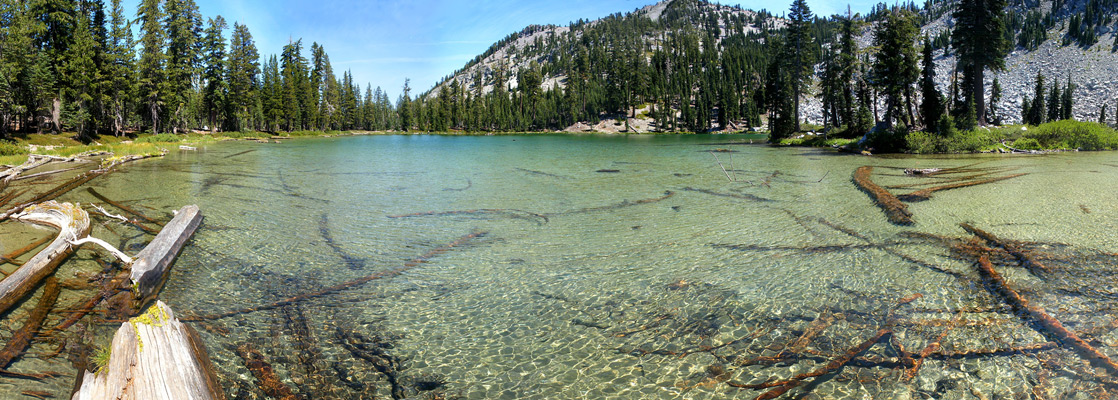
[863, 123, 909, 153]
[0, 140, 29, 156]
[905, 126, 999, 154]
[1025, 120, 1118, 150]
[1011, 137, 1042, 150]
[135, 133, 182, 143]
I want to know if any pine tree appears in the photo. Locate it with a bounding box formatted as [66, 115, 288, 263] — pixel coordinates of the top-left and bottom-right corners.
[137, 0, 166, 132]
[201, 16, 226, 133]
[1046, 80, 1060, 122]
[59, 7, 97, 136]
[225, 23, 258, 131]
[920, 35, 943, 133]
[1099, 103, 1107, 124]
[838, 15, 858, 128]
[1061, 76, 1074, 121]
[872, 10, 919, 128]
[104, 0, 134, 135]
[1027, 72, 1045, 126]
[398, 78, 411, 131]
[164, 0, 202, 133]
[988, 77, 1002, 125]
[952, 0, 1009, 125]
[785, 0, 814, 132]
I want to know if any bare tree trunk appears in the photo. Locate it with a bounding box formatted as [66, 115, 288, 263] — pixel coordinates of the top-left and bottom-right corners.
[50, 97, 61, 134]
[973, 66, 987, 126]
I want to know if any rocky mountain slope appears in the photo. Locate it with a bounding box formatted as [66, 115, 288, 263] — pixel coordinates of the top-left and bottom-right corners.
[427, 0, 1118, 130]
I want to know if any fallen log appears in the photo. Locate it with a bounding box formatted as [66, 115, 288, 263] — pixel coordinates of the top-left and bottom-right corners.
[961, 223, 1049, 278]
[71, 301, 225, 400]
[0, 277, 59, 369]
[233, 343, 303, 400]
[14, 164, 87, 182]
[183, 230, 487, 321]
[852, 166, 912, 225]
[86, 187, 163, 227]
[0, 201, 90, 316]
[680, 187, 772, 202]
[976, 255, 1118, 375]
[0, 235, 53, 267]
[897, 173, 1026, 202]
[730, 328, 891, 399]
[129, 205, 202, 307]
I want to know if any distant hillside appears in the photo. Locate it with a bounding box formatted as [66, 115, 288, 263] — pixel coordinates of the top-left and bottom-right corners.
[420, 0, 1118, 132]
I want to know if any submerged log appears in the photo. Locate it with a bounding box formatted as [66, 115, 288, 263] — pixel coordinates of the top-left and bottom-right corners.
[0, 202, 90, 316]
[961, 223, 1049, 278]
[976, 255, 1118, 375]
[184, 230, 487, 321]
[897, 173, 1026, 202]
[233, 343, 303, 400]
[129, 205, 202, 307]
[0, 277, 59, 368]
[852, 166, 912, 225]
[71, 301, 225, 400]
[87, 187, 163, 227]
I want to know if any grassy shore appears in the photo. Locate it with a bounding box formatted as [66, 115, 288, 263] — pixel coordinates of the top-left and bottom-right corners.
[0, 130, 356, 166]
[777, 120, 1118, 153]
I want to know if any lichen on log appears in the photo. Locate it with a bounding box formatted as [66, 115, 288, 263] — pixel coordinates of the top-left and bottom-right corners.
[71, 301, 225, 400]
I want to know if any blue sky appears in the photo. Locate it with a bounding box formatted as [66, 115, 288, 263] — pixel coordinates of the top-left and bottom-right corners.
[125, 0, 880, 98]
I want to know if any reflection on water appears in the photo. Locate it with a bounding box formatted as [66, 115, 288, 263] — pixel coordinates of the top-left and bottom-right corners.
[3, 134, 1118, 399]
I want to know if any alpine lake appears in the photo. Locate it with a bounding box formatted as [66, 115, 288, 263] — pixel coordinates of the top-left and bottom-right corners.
[2, 133, 1118, 399]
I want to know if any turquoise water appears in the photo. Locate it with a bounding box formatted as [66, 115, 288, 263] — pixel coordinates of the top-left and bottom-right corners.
[3, 134, 1118, 399]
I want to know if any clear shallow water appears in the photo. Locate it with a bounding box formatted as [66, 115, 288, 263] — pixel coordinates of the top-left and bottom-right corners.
[4, 134, 1118, 399]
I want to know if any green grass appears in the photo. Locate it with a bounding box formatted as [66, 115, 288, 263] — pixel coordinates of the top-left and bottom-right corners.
[904, 120, 1118, 154]
[1023, 119, 1118, 150]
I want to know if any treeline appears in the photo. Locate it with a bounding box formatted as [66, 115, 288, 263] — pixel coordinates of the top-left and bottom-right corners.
[4, 0, 1115, 140]
[0, 0, 397, 138]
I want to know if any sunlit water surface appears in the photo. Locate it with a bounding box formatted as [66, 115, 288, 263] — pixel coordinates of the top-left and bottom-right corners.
[3, 134, 1118, 399]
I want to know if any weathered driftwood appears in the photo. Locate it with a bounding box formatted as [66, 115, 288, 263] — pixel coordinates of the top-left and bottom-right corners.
[0, 277, 59, 369]
[961, 223, 1050, 278]
[897, 173, 1026, 202]
[975, 255, 1118, 375]
[130, 205, 202, 306]
[0, 201, 90, 316]
[71, 301, 225, 400]
[852, 166, 912, 225]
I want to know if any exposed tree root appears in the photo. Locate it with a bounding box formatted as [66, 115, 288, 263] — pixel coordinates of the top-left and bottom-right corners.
[852, 166, 912, 225]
